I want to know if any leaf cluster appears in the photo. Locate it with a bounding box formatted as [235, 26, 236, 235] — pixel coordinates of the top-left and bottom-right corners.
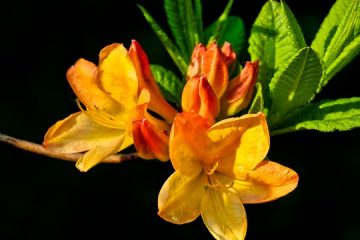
[140, 0, 360, 135]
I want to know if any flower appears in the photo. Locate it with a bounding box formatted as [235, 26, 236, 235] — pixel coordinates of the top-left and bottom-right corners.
[43, 41, 177, 172]
[157, 112, 298, 240]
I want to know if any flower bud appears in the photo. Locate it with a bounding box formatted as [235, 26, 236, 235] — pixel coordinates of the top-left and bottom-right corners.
[182, 75, 219, 124]
[186, 42, 229, 99]
[220, 60, 259, 117]
[132, 119, 169, 161]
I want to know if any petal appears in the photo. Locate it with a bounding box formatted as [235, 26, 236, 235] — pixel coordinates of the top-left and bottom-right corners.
[158, 170, 205, 224]
[221, 41, 237, 67]
[233, 160, 299, 204]
[43, 112, 126, 153]
[169, 112, 212, 176]
[132, 119, 169, 161]
[201, 188, 247, 240]
[98, 43, 138, 108]
[207, 113, 270, 176]
[202, 42, 229, 98]
[75, 136, 125, 172]
[186, 43, 206, 81]
[133, 89, 170, 132]
[67, 58, 121, 114]
[220, 60, 259, 117]
[182, 75, 219, 123]
[129, 40, 177, 123]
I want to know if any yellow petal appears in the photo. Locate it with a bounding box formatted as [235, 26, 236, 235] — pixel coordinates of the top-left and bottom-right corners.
[158, 170, 205, 224]
[43, 112, 125, 153]
[208, 113, 269, 176]
[233, 160, 299, 203]
[75, 136, 125, 172]
[201, 188, 247, 240]
[67, 58, 121, 114]
[169, 113, 212, 176]
[98, 43, 138, 108]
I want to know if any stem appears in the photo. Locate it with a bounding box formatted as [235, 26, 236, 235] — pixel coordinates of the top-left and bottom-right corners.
[0, 133, 139, 163]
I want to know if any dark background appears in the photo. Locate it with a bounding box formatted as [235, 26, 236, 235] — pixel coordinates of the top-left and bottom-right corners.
[0, 0, 359, 239]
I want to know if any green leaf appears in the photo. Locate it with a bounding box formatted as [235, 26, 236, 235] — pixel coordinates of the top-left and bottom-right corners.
[164, 0, 188, 58]
[206, 0, 234, 44]
[271, 97, 360, 135]
[138, 5, 188, 75]
[194, 0, 203, 42]
[151, 65, 185, 106]
[248, 0, 306, 108]
[269, 47, 323, 126]
[326, 35, 360, 82]
[248, 82, 265, 114]
[311, 0, 360, 89]
[164, 0, 202, 60]
[204, 16, 245, 54]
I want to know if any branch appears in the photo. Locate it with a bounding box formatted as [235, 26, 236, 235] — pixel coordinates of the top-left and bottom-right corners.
[0, 133, 139, 163]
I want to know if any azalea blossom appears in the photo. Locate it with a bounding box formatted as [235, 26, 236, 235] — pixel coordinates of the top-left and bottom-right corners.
[43, 41, 177, 172]
[158, 111, 298, 240]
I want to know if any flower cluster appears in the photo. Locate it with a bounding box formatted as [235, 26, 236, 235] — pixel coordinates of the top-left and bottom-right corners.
[43, 40, 298, 240]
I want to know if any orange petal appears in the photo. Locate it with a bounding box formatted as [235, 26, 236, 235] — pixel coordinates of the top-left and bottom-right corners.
[181, 75, 219, 123]
[169, 112, 212, 176]
[202, 42, 229, 98]
[158, 170, 205, 224]
[129, 40, 177, 123]
[208, 113, 270, 176]
[221, 41, 237, 67]
[133, 89, 171, 132]
[43, 112, 126, 153]
[67, 58, 121, 115]
[132, 119, 169, 161]
[233, 160, 299, 203]
[186, 43, 206, 81]
[201, 188, 247, 240]
[98, 43, 138, 108]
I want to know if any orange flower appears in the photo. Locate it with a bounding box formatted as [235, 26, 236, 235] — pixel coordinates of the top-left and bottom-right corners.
[158, 112, 298, 240]
[43, 42, 176, 171]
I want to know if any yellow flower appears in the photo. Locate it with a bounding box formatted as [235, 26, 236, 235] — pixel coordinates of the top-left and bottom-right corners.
[158, 112, 298, 240]
[43, 41, 176, 172]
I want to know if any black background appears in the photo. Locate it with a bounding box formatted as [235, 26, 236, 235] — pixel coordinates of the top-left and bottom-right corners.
[1, 0, 360, 239]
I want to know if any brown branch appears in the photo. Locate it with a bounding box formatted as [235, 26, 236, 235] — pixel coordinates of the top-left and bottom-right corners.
[0, 133, 139, 163]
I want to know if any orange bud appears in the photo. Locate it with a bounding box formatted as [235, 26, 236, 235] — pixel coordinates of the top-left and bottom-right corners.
[129, 40, 177, 123]
[132, 119, 169, 161]
[220, 60, 259, 117]
[201, 42, 229, 98]
[182, 75, 219, 124]
[221, 41, 237, 67]
[186, 43, 207, 81]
